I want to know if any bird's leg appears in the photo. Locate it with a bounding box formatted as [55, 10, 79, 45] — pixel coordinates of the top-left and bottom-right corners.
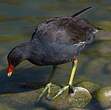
[68, 59, 78, 93]
[46, 65, 57, 98]
[52, 58, 78, 99]
[37, 66, 57, 101]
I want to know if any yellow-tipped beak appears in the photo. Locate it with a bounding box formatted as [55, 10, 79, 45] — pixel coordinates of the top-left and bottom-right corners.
[7, 64, 14, 77]
[7, 72, 13, 77]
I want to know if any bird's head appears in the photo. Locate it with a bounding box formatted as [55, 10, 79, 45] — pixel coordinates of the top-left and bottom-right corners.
[6, 43, 30, 77]
[7, 47, 23, 77]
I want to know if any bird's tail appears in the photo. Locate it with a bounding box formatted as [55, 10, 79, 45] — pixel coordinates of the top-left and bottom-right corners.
[71, 6, 92, 17]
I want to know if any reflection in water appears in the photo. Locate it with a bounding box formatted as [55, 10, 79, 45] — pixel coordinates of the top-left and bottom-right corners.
[0, 0, 111, 109]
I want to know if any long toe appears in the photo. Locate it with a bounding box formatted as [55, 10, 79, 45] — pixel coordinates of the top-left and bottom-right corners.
[37, 82, 52, 101]
[52, 85, 69, 100]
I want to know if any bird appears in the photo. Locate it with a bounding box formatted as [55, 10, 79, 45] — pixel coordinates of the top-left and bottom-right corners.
[6, 6, 99, 101]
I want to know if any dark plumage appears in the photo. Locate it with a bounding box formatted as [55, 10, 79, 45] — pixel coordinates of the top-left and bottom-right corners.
[7, 7, 97, 68]
[6, 6, 99, 100]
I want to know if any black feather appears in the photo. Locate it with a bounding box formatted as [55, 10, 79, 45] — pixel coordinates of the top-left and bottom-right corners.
[71, 6, 92, 17]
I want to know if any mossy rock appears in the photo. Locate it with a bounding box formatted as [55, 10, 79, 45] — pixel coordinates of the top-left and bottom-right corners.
[76, 81, 100, 95]
[67, 87, 92, 108]
[37, 84, 92, 109]
[96, 86, 111, 109]
[0, 103, 14, 110]
[68, 108, 87, 110]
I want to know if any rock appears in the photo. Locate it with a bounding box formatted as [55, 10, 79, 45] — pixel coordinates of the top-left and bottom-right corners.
[0, 83, 91, 110]
[67, 87, 92, 108]
[96, 86, 111, 109]
[37, 84, 92, 109]
[33, 107, 46, 110]
[0, 103, 14, 110]
[68, 108, 87, 110]
[76, 81, 100, 95]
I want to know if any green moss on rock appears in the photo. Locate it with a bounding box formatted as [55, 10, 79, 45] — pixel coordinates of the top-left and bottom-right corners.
[37, 84, 92, 109]
[96, 86, 111, 108]
[76, 81, 100, 95]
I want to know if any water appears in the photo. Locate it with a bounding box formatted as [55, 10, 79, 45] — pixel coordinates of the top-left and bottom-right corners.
[0, 0, 111, 110]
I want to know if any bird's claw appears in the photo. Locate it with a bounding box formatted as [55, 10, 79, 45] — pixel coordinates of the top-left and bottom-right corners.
[68, 85, 74, 94]
[37, 82, 52, 102]
[37, 83, 75, 102]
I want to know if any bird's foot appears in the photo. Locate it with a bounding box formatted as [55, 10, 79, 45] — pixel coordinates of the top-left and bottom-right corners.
[37, 82, 52, 102]
[37, 84, 74, 102]
[52, 85, 74, 100]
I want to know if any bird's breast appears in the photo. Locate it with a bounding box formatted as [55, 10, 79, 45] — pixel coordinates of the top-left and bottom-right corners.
[29, 42, 82, 66]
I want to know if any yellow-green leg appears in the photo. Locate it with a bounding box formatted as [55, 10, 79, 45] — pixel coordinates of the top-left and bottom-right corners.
[37, 66, 56, 102]
[37, 82, 52, 101]
[68, 59, 78, 86]
[52, 59, 78, 99]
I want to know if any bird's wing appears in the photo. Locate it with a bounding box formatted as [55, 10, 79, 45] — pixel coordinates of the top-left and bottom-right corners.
[31, 16, 97, 45]
[42, 41, 87, 63]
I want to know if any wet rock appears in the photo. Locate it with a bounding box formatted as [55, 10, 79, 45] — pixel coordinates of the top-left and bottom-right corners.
[96, 86, 111, 108]
[33, 107, 46, 110]
[68, 108, 87, 110]
[76, 81, 100, 95]
[0, 103, 14, 110]
[37, 84, 92, 109]
[67, 87, 92, 108]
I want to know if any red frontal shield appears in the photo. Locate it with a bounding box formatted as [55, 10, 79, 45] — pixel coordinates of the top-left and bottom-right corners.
[6, 64, 14, 77]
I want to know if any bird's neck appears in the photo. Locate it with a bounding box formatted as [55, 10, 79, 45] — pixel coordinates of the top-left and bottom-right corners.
[16, 41, 32, 60]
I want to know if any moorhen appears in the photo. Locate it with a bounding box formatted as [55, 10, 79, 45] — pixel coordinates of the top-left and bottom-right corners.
[7, 7, 99, 101]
